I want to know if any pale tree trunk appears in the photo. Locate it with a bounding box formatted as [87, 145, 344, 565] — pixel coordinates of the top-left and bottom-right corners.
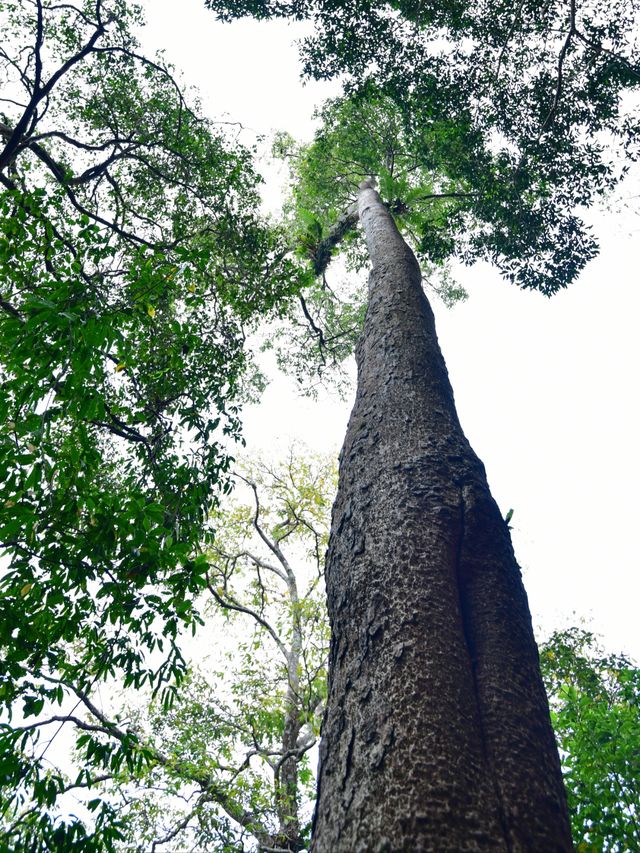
[311, 181, 573, 852]
[274, 576, 304, 850]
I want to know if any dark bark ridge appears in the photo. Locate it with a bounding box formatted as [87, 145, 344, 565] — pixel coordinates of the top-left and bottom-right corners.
[312, 181, 573, 852]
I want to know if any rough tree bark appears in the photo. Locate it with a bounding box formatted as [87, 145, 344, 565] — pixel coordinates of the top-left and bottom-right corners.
[312, 180, 573, 852]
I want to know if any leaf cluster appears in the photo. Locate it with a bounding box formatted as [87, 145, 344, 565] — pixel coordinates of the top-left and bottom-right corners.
[540, 627, 640, 852]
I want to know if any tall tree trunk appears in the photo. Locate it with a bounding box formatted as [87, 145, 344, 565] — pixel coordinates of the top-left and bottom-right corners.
[312, 181, 573, 852]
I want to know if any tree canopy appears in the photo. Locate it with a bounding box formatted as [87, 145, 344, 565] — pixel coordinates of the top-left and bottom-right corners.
[210, 0, 639, 293]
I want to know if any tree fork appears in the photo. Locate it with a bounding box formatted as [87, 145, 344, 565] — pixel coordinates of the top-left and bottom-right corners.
[312, 180, 573, 851]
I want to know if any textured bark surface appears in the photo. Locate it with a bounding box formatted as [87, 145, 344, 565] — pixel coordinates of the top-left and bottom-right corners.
[311, 182, 573, 852]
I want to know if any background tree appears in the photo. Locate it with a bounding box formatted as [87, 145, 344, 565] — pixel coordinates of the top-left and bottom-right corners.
[0, 1, 304, 846]
[540, 627, 640, 853]
[1, 451, 333, 851]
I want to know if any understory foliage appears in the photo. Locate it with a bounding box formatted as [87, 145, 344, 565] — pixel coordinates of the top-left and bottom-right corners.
[2, 451, 333, 851]
[0, 2, 302, 847]
[94, 586, 640, 852]
[540, 627, 640, 852]
[110, 452, 333, 851]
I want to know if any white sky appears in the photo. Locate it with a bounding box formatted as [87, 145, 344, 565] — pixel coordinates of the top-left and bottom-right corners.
[140, 0, 640, 660]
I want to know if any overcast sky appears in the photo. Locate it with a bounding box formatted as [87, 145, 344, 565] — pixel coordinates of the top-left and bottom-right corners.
[140, 0, 640, 659]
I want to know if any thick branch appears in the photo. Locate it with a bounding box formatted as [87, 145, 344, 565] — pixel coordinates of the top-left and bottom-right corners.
[214, 546, 288, 583]
[310, 202, 358, 277]
[538, 0, 577, 139]
[0, 14, 108, 172]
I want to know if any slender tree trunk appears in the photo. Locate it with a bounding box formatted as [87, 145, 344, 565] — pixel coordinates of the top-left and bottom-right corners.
[311, 181, 573, 852]
[274, 579, 304, 851]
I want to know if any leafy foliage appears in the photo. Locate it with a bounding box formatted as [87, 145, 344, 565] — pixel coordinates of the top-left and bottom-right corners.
[266, 96, 471, 388]
[0, 2, 303, 846]
[1, 451, 334, 851]
[540, 627, 640, 852]
[209, 0, 639, 294]
[276, 94, 478, 274]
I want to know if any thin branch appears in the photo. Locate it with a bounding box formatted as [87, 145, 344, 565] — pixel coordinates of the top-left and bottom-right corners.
[575, 30, 640, 81]
[1, 773, 112, 840]
[33, 0, 44, 93]
[212, 546, 288, 583]
[494, 0, 527, 80]
[234, 474, 296, 585]
[298, 294, 327, 365]
[90, 417, 150, 446]
[28, 129, 133, 151]
[206, 572, 289, 661]
[150, 799, 204, 853]
[25, 139, 156, 245]
[2, 715, 118, 736]
[0, 14, 108, 172]
[538, 0, 577, 140]
[0, 96, 29, 109]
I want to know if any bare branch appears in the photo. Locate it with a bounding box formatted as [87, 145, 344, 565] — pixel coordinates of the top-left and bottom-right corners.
[234, 473, 297, 585]
[212, 546, 288, 582]
[206, 572, 289, 661]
